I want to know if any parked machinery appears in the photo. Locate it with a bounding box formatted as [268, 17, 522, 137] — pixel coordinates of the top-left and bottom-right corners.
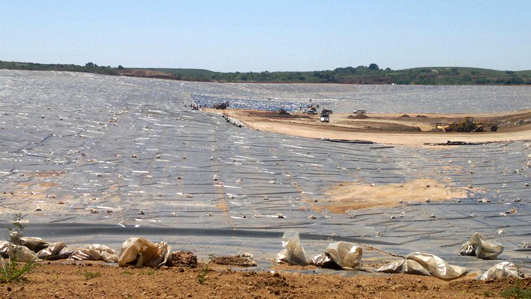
[444, 117, 498, 132]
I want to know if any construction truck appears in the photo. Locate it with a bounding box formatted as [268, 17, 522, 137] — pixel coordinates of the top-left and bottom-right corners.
[443, 117, 498, 132]
[320, 110, 330, 122]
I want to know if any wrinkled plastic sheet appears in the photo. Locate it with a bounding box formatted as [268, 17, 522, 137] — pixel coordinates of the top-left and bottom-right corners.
[480, 262, 523, 280]
[377, 252, 467, 280]
[118, 237, 170, 268]
[460, 233, 504, 260]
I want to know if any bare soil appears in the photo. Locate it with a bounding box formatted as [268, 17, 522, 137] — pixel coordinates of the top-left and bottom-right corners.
[3, 263, 528, 298]
[207, 108, 531, 146]
[314, 179, 473, 214]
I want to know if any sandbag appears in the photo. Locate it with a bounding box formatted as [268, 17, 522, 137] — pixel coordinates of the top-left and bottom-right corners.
[0, 241, 38, 262]
[311, 242, 362, 270]
[275, 231, 307, 266]
[460, 233, 503, 259]
[118, 237, 170, 268]
[37, 242, 74, 260]
[377, 252, 467, 280]
[10, 233, 50, 253]
[70, 244, 118, 262]
[480, 262, 523, 281]
[377, 259, 431, 276]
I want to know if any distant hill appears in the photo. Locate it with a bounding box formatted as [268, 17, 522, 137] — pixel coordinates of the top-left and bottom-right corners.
[1, 60, 530, 85]
[150, 65, 531, 85]
[0, 60, 118, 75]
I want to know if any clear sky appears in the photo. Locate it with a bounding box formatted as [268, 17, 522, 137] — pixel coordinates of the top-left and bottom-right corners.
[1, 0, 530, 72]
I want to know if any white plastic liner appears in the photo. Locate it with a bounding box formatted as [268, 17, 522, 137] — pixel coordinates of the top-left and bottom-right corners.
[460, 233, 504, 260]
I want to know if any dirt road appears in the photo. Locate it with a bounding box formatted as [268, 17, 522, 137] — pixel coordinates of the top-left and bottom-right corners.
[208, 109, 531, 146]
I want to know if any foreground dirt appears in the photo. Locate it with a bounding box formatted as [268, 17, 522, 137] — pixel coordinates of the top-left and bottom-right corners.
[2, 263, 528, 299]
[208, 108, 531, 146]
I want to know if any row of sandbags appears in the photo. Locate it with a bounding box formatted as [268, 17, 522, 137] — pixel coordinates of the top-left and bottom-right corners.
[1, 234, 171, 268]
[275, 231, 524, 281]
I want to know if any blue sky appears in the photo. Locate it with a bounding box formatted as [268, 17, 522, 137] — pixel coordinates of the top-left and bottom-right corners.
[1, 0, 530, 72]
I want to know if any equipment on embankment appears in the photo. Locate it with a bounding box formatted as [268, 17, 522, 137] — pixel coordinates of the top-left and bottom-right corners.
[443, 117, 498, 132]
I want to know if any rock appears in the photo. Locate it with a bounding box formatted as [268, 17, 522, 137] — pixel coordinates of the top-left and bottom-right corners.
[425, 198, 431, 203]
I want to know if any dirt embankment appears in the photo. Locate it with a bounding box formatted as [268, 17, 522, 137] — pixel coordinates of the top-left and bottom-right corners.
[206, 108, 531, 146]
[4, 263, 528, 299]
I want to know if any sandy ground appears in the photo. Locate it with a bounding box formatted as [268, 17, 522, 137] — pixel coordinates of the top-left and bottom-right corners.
[314, 179, 473, 214]
[207, 109, 531, 146]
[3, 262, 528, 299]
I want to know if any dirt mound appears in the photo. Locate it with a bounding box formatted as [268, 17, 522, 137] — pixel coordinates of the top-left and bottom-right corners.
[348, 114, 369, 119]
[213, 255, 257, 267]
[167, 251, 197, 267]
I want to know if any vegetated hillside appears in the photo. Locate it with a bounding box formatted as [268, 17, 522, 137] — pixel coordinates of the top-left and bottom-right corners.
[0, 60, 118, 75]
[152, 64, 531, 85]
[1, 60, 530, 85]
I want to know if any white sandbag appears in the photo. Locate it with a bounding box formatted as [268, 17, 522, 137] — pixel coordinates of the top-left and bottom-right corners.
[460, 233, 503, 259]
[0, 241, 38, 262]
[70, 244, 118, 262]
[311, 242, 362, 270]
[376, 258, 432, 276]
[118, 237, 171, 268]
[377, 252, 467, 280]
[10, 232, 49, 252]
[275, 231, 307, 265]
[480, 262, 523, 281]
[407, 252, 467, 280]
[37, 242, 73, 260]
